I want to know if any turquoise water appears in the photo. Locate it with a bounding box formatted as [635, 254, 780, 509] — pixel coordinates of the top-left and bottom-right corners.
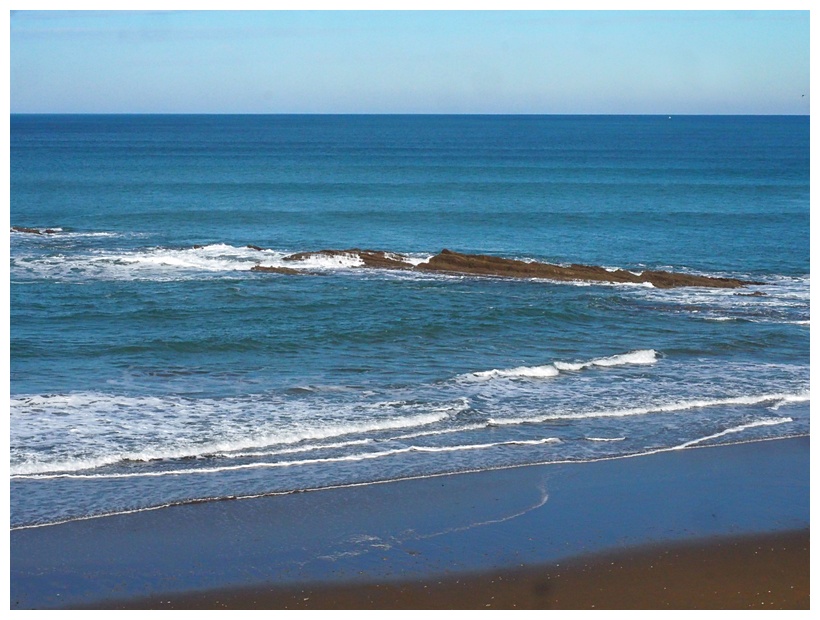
[10, 115, 809, 528]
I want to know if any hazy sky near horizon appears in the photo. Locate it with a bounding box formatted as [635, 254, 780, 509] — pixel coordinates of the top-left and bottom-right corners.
[9, 10, 810, 114]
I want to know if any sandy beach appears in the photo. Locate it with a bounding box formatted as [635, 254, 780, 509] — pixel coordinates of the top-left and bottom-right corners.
[102, 529, 808, 610]
[10, 435, 808, 609]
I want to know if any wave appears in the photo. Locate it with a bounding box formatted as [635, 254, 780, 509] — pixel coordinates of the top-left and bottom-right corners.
[12, 388, 807, 479]
[554, 349, 658, 370]
[11, 437, 561, 480]
[487, 391, 809, 426]
[468, 364, 561, 380]
[9, 246, 443, 283]
[462, 349, 658, 381]
[223, 438, 375, 459]
[10, 393, 469, 476]
[770, 392, 811, 410]
[674, 417, 793, 449]
[10, 243, 366, 281]
[14, 362, 807, 477]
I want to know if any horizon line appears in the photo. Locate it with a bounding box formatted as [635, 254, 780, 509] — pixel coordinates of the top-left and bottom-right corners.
[9, 112, 809, 117]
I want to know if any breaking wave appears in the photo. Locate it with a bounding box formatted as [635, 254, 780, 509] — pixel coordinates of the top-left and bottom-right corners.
[462, 349, 658, 381]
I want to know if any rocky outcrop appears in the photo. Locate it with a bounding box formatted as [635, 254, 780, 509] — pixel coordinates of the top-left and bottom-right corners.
[253, 247, 760, 289]
[417, 249, 757, 289]
[11, 226, 60, 235]
[250, 265, 300, 275]
[638, 269, 754, 289]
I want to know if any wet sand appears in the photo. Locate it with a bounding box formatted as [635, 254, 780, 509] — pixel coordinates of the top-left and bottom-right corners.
[109, 529, 809, 609]
[11, 436, 809, 609]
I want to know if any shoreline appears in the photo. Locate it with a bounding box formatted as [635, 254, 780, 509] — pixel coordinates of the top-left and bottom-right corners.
[95, 528, 810, 609]
[9, 434, 806, 533]
[11, 436, 809, 609]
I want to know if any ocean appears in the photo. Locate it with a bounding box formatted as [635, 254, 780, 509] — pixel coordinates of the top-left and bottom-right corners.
[9, 114, 809, 529]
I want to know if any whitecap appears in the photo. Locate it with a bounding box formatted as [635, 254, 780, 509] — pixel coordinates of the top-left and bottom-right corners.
[469, 364, 561, 380]
[463, 349, 657, 381]
[554, 349, 657, 370]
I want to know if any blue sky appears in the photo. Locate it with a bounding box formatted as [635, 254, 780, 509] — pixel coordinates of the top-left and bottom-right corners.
[9, 10, 811, 114]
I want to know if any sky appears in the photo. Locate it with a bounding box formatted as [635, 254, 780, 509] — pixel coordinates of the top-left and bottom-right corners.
[7, 8, 812, 115]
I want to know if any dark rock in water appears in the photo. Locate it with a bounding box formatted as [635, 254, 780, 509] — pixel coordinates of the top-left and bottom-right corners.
[250, 265, 300, 275]
[192, 245, 205, 249]
[638, 270, 755, 289]
[414, 249, 758, 289]
[284, 249, 415, 270]
[269, 247, 760, 289]
[246, 245, 265, 251]
[11, 226, 59, 235]
[735, 291, 767, 297]
[416, 249, 598, 281]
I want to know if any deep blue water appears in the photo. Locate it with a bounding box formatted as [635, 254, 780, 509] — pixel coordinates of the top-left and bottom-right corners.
[10, 115, 810, 528]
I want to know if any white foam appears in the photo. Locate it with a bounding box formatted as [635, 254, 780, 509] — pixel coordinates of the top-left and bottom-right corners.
[391, 423, 488, 441]
[408, 438, 559, 453]
[770, 392, 812, 410]
[400, 253, 435, 266]
[10, 244, 373, 281]
[224, 438, 374, 459]
[675, 417, 793, 449]
[533, 278, 655, 289]
[57, 231, 121, 238]
[12, 448, 421, 479]
[469, 364, 561, 380]
[278, 252, 365, 270]
[464, 349, 657, 381]
[487, 391, 808, 426]
[600, 265, 644, 277]
[12, 244, 262, 281]
[107, 244, 272, 272]
[10, 391, 460, 475]
[554, 349, 657, 371]
[11, 437, 561, 480]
